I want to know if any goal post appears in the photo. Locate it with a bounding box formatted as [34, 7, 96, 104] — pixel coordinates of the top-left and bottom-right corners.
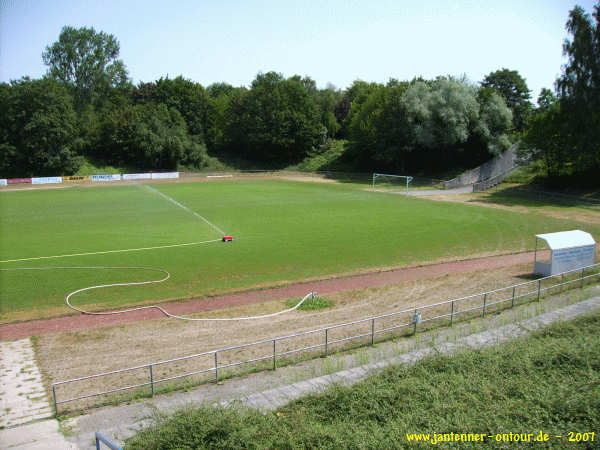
[372, 173, 413, 193]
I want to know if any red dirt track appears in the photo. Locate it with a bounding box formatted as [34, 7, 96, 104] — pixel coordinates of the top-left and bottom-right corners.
[0, 251, 541, 340]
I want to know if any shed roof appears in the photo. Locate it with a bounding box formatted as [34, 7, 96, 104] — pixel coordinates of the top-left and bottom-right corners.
[535, 230, 596, 250]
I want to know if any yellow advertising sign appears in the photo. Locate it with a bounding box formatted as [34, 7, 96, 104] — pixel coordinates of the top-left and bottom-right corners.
[63, 175, 90, 183]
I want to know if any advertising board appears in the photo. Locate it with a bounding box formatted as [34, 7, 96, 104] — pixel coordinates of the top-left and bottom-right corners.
[122, 173, 152, 180]
[92, 174, 121, 182]
[8, 178, 32, 184]
[32, 177, 63, 184]
[151, 172, 179, 179]
[63, 175, 90, 182]
[552, 245, 596, 274]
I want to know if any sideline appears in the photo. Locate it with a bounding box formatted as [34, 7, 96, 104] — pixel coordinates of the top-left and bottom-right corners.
[0, 239, 221, 263]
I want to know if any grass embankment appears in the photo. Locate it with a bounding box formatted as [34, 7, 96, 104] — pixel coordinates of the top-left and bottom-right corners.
[125, 311, 600, 449]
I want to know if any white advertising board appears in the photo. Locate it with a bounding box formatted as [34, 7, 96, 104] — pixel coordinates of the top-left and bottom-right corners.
[551, 245, 596, 274]
[123, 173, 152, 180]
[151, 172, 179, 179]
[32, 176, 62, 184]
[92, 174, 121, 182]
[0, 179, 7, 186]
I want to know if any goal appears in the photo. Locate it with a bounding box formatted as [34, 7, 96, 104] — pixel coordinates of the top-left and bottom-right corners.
[372, 173, 413, 193]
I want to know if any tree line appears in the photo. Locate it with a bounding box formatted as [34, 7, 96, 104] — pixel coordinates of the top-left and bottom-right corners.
[522, 2, 600, 186]
[1, 2, 598, 185]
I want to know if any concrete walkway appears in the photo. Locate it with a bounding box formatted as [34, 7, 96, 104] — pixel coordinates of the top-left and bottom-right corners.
[2, 290, 599, 449]
[0, 338, 73, 449]
[0, 338, 53, 427]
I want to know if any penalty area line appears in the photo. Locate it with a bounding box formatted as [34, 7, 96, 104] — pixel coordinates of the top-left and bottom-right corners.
[0, 239, 221, 263]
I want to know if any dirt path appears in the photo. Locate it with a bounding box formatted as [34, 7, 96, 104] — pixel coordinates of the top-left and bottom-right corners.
[0, 251, 543, 341]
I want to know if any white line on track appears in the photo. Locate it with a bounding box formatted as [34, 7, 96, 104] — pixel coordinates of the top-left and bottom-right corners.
[0, 239, 221, 263]
[142, 184, 227, 236]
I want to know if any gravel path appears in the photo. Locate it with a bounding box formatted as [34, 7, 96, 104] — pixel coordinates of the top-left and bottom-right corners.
[0, 251, 542, 340]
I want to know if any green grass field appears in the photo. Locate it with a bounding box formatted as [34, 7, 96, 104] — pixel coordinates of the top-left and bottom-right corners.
[1, 179, 597, 321]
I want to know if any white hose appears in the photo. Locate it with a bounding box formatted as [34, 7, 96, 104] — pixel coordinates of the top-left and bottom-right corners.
[0, 266, 315, 321]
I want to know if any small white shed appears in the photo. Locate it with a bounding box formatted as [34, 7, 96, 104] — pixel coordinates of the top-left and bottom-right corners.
[534, 230, 596, 276]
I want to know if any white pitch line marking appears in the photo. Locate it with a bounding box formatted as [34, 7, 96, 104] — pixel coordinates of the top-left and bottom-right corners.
[142, 184, 227, 236]
[0, 239, 221, 263]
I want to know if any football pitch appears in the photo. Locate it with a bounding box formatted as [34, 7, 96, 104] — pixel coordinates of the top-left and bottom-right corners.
[0, 178, 593, 322]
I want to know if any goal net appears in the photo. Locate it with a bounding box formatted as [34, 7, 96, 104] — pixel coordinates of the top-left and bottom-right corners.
[372, 173, 413, 193]
[372, 173, 446, 193]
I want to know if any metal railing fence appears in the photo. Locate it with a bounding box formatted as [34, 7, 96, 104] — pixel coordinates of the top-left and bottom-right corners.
[51, 262, 600, 413]
[95, 432, 122, 450]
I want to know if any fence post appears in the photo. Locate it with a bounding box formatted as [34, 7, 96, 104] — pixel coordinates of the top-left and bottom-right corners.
[52, 384, 58, 415]
[325, 328, 329, 356]
[413, 308, 418, 335]
[215, 352, 219, 384]
[537, 279, 541, 302]
[581, 268, 585, 289]
[371, 319, 375, 346]
[450, 301, 454, 326]
[512, 286, 516, 308]
[482, 293, 487, 317]
[273, 339, 276, 370]
[149, 365, 154, 396]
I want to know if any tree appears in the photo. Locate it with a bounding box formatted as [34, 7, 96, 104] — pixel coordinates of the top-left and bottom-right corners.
[132, 76, 208, 138]
[226, 72, 322, 161]
[521, 2, 600, 183]
[536, 88, 557, 111]
[481, 68, 532, 131]
[338, 80, 381, 139]
[43, 26, 129, 108]
[100, 102, 208, 170]
[346, 77, 512, 172]
[555, 2, 600, 172]
[0, 77, 82, 177]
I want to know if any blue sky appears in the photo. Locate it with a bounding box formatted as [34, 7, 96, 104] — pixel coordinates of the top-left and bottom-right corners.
[1, 0, 598, 99]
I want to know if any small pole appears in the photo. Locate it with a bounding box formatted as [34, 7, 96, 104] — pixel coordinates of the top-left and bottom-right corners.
[482, 293, 487, 317]
[215, 352, 219, 384]
[149, 365, 154, 396]
[413, 307, 418, 335]
[371, 318, 375, 346]
[325, 328, 329, 356]
[273, 339, 277, 370]
[537, 279, 541, 302]
[580, 268, 585, 288]
[52, 384, 58, 415]
[511, 286, 516, 308]
[450, 300, 454, 326]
